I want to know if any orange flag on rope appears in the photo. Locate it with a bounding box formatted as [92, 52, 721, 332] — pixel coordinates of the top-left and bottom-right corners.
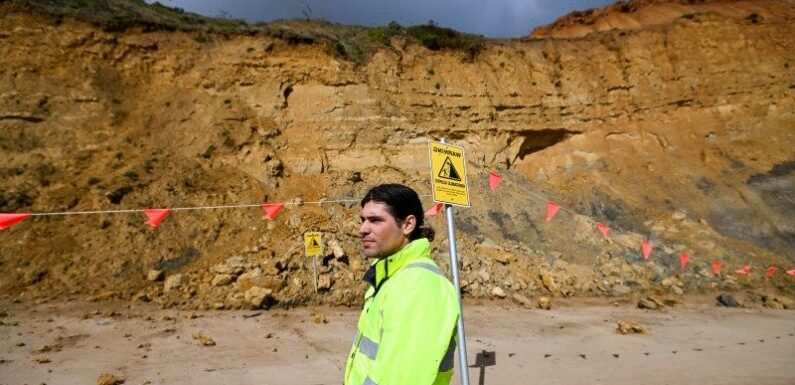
[424, 203, 443, 217]
[766, 266, 778, 278]
[545, 201, 561, 222]
[679, 253, 690, 272]
[144, 209, 171, 227]
[0, 213, 31, 230]
[261, 203, 284, 220]
[735, 264, 751, 275]
[488, 172, 503, 192]
[787, 268, 795, 276]
[641, 240, 652, 260]
[596, 223, 609, 238]
[712, 261, 722, 275]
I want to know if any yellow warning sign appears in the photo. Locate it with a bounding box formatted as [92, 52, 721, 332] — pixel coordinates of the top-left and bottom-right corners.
[304, 232, 323, 257]
[429, 141, 470, 207]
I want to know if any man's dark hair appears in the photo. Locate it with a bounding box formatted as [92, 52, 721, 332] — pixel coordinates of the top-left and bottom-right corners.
[361, 184, 435, 241]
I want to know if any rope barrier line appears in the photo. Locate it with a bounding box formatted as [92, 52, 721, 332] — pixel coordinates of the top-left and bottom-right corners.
[21, 195, 434, 217]
[2, 169, 792, 275]
[27, 202, 335, 216]
[497, 176, 632, 236]
[478, 172, 795, 277]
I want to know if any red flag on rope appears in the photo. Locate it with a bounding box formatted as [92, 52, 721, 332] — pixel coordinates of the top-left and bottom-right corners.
[0, 213, 31, 230]
[424, 203, 443, 217]
[144, 209, 171, 228]
[679, 253, 690, 272]
[488, 172, 503, 192]
[596, 223, 609, 238]
[641, 240, 652, 260]
[261, 203, 284, 220]
[712, 261, 722, 275]
[545, 201, 561, 222]
[735, 264, 751, 275]
[766, 266, 778, 278]
[787, 268, 795, 276]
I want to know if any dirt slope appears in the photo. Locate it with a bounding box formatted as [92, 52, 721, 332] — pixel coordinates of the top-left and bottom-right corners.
[0, 0, 793, 309]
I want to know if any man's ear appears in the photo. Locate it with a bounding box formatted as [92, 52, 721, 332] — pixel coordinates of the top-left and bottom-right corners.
[402, 214, 417, 236]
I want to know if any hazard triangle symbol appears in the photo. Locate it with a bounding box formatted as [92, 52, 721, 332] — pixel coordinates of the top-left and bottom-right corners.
[438, 156, 462, 181]
[310, 239, 319, 247]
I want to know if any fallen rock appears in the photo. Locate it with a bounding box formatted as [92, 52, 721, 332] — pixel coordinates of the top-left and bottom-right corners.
[540, 273, 557, 293]
[97, 373, 125, 385]
[226, 255, 246, 268]
[512, 293, 532, 308]
[477, 269, 491, 283]
[717, 293, 740, 307]
[34, 344, 61, 354]
[616, 320, 646, 334]
[146, 269, 164, 282]
[611, 284, 631, 296]
[163, 274, 184, 293]
[764, 300, 784, 310]
[662, 297, 680, 307]
[244, 286, 274, 309]
[494, 253, 511, 265]
[317, 274, 332, 291]
[313, 313, 328, 324]
[191, 332, 216, 346]
[490, 286, 507, 299]
[767, 295, 794, 310]
[132, 292, 150, 302]
[649, 296, 667, 308]
[328, 239, 345, 258]
[211, 274, 234, 287]
[637, 297, 659, 310]
[538, 296, 552, 310]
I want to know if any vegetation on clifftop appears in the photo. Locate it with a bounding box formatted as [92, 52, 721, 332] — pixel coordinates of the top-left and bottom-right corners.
[10, 0, 487, 64]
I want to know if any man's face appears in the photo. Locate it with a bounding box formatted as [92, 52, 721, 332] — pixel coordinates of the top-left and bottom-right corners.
[359, 201, 413, 259]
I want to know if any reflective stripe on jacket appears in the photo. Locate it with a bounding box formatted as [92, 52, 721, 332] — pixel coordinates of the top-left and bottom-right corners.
[344, 238, 461, 385]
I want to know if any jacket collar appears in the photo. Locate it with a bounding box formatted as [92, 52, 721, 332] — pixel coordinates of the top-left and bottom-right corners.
[363, 238, 431, 292]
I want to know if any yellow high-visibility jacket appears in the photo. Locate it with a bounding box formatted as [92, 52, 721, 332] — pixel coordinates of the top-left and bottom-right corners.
[344, 238, 461, 385]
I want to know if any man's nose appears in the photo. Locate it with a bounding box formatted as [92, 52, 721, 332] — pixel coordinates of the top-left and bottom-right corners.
[359, 221, 369, 235]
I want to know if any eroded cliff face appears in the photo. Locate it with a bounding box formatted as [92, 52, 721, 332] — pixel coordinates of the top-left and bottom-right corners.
[0, 1, 793, 308]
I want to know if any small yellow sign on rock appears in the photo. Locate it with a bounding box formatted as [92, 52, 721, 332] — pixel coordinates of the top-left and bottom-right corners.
[304, 232, 323, 257]
[429, 141, 470, 207]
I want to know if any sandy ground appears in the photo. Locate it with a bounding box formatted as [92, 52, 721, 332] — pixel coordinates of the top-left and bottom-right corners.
[1, 298, 793, 385]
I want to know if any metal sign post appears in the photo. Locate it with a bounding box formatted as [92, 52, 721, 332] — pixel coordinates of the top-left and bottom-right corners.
[304, 232, 323, 293]
[445, 200, 471, 385]
[430, 138, 469, 385]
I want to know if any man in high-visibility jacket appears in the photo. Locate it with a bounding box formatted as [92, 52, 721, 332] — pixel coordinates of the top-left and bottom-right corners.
[344, 184, 461, 385]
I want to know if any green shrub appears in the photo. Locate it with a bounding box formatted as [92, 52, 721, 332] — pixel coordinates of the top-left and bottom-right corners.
[406, 24, 484, 61]
[193, 33, 209, 43]
[123, 170, 139, 181]
[746, 13, 762, 24]
[201, 144, 216, 159]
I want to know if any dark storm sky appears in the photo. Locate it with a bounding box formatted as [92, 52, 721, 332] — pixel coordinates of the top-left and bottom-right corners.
[151, 0, 616, 38]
